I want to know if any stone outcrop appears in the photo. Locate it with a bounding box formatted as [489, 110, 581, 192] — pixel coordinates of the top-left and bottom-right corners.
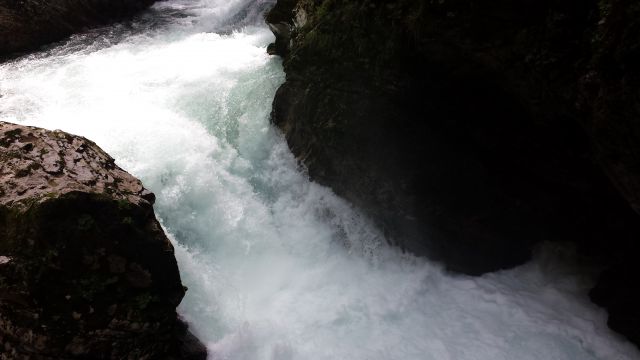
[264, 0, 297, 56]
[266, 0, 640, 347]
[0, 122, 206, 359]
[0, 0, 155, 58]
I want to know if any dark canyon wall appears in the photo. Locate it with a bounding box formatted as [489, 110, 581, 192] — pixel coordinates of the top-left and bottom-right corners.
[0, 122, 206, 359]
[266, 0, 640, 346]
[0, 0, 155, 58]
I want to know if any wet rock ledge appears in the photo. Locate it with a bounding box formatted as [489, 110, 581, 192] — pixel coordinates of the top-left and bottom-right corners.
[0, 122, 206, 359]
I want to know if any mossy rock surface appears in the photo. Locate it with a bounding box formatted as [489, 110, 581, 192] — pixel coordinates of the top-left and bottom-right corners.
[0, 122, 206, 359]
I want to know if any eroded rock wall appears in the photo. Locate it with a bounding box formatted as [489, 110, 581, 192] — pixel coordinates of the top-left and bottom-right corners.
[267, 0, 640, 346]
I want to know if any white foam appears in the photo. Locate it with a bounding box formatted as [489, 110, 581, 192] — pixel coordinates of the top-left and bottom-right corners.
[0, 1, 638, 359]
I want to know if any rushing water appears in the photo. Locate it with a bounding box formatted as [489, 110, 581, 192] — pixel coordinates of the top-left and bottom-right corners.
[1, 1, 639, 359]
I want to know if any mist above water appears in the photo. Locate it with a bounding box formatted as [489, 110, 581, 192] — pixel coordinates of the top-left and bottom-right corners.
[0, 0, 638, 359]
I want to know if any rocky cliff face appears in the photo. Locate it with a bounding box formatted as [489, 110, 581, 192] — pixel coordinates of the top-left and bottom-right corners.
[0, 122, 206, 359]
[267, 0, 640, 346]
[0, 0, 155, 58]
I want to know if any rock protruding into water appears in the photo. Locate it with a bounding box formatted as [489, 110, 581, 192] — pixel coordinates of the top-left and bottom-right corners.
[267, 0, 640, 347]
[264, 0, 297, 56]
[0, 122, 206, 359]
[0, 0, 155, 58]
[267, 0, 640, 274]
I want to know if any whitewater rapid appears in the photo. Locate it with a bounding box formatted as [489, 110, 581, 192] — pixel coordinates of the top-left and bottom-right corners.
[1, 0, 639, 359]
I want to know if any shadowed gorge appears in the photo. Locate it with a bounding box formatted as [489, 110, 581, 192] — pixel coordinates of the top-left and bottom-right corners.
[0, 0, 639, 358]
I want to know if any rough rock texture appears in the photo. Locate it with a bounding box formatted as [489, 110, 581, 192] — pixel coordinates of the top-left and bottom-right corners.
[266, 0, 640, 346]
[0, 122, 206, 359]
[265, 0, 297, 56]
[0, 0, 155, 58]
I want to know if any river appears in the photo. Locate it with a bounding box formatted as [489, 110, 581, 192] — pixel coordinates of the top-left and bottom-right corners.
[0, 0, 638, 359]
